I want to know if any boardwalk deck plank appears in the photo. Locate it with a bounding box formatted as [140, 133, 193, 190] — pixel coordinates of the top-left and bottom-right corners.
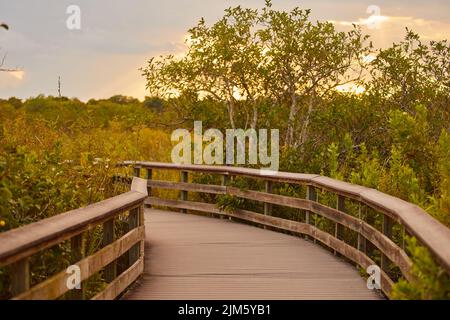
[122, 209, 382, 300]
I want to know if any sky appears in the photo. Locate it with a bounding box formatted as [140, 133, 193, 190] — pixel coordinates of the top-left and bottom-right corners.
[0, 0, 449, 101]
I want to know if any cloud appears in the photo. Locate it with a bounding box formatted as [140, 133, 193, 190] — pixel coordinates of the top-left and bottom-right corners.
[1, 0, 449, 100]
[330, 15, 450, 46]
[0, 70, 26, 89]
[9, 70, 24, 80]
[330, 15, 389, 29]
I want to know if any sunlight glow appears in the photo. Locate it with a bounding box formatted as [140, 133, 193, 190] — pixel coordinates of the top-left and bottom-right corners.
[9, 70, 25, 80]
[335, 83, 366, 94]
[330, 15, 389, 29]
[359, 15, 389, 28]
[362, 54, 376, 63]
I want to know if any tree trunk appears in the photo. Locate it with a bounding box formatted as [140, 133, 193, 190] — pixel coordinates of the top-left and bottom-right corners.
[299, 92, 315, 149]
[227, 99, 236, 130]
[251, 106, 258, 129]
[285, 91, 297, 147]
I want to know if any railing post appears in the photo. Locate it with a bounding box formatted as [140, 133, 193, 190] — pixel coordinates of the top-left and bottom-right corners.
[220, 174, 228, 219]
[263, 180, 273, 229]
[103, 218, 117, 283]
[133, 166, 141, 178]
[264, 180, 273, 216]
[146, 168, 152, 208]
[357, 203, 367, 254]
[306, 185, 317, 242]
[68, 234, 85, 300]
[180, 171, 188, 213]
[11, 258, 29, 297]
[139, 204, 145, 258]
[381, 214, 393, 273]
[221, 174, 229, 186]
[129, 177, 146, 267]
[128, 207, 140, 266]
[335, 195, 345, 256]
[146, 168, 152, 195]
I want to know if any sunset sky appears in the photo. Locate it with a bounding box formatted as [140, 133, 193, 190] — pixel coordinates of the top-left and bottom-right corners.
[0, 0, 449, 101]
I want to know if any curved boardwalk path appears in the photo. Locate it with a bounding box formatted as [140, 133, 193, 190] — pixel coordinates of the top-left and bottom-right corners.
[123, 209, 381, 300]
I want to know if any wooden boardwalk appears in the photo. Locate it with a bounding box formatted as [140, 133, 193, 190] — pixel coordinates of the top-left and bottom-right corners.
[122, 209, 382, 300]
[4, 165, 450, 300]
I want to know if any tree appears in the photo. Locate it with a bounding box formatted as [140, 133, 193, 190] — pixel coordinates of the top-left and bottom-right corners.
[108, 95, 139, 105]
[369, 30, 450, 113]
[142, 1, 371, 144]
[143, 96, 164, 112]
[259, 1, 371, 147]
[143, 6, 266, 130]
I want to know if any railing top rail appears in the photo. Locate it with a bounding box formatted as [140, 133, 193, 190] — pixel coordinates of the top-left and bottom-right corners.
[0, 178, 148, 266]
[123, 161, 450, 273]
[123, 161, 319, 182]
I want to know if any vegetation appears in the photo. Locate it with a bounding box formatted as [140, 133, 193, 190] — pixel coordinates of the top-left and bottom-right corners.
[143, 1, 449, 224]
[0, 95, 174, 233]
[1, 1, 449, 299]
[142, 1, 450, 298]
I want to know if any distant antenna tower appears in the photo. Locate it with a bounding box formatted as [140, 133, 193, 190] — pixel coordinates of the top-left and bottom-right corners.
[58, 76, 61, 97]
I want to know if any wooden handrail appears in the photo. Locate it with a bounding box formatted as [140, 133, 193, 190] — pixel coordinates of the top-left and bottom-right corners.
[123, 161, 450, 297]
[0, 177, 148, 300]
[4, 160, 448, 299]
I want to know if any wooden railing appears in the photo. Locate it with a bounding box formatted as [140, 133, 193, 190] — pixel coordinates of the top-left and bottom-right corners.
[124, 161, 450, 298]
[0, 177, 147, 300]
[2, 160, 450, 299]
